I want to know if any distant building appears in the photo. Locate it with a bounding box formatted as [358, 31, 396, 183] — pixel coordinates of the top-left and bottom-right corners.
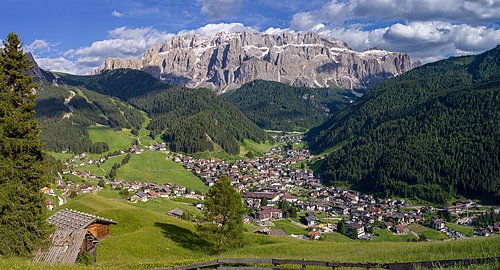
[167, 208, 184, 218]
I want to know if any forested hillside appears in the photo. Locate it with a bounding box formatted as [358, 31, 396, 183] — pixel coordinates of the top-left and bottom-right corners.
[129, 87, 266, 154]
[306, 46, 500, 204]
[36, 83, 145, 153]
[41, 69, 265, 155]
[223, 80, 357, 131]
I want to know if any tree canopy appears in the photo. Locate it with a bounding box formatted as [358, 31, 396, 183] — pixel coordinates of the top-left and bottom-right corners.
[0, 33, 52, 256]
[197, 175, 245, 253]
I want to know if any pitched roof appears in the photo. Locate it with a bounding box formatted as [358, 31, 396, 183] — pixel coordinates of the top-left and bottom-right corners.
[167, 208, 184, 217]
[47, 209, 117, 230]
[269, 229, 287, 236]
[34, 229, 92, 264]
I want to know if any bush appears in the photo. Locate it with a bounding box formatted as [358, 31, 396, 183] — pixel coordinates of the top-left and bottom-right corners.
[77, 251, 93, 265]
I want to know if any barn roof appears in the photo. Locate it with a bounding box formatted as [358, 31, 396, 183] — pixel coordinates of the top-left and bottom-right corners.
[34, 229, 95, 264]
[47, 209, 118, 230]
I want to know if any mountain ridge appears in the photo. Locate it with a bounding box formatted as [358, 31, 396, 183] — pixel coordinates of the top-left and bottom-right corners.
[93, 31, 419, 92]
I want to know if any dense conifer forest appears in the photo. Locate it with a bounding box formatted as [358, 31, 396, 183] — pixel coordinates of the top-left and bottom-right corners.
[223, 80, 357, 131]
[306, 46, 500, 203]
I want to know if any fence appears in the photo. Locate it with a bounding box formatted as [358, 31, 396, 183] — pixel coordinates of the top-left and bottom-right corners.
[153, 257, 500, 270]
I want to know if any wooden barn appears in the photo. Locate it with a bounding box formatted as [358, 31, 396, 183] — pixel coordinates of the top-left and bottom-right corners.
[34, 209, 117, 264]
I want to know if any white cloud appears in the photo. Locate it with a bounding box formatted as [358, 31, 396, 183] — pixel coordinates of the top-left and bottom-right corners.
[178, 23, 258, 36]
[57, 26, 173, 73]
[316, 21, 500, 63]
[25, 39, 59, 54]
[198, 0, 243, 20]
[262, 27, 296, 35]
[35, 57, 95, 75]
[288, 0, 500, 63]
[291, 0, 500, 30]
[111, 10, 124, 17]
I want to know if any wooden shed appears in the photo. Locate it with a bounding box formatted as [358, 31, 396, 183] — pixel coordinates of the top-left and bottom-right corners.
[34, 209, 117, 264]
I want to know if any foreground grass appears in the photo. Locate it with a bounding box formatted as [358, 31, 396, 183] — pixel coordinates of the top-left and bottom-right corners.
[15, 194, 494, 269]
[116, 151, 208, 192]
[2, 194, 500, 269]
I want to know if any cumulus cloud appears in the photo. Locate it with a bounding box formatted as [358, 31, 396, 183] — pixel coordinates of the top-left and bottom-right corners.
[25, 39, 59, 54]
[291, 0, 500, 30]
[288, 0, 500, 63]
[316, 21, 500, 63]
[262, 27, 296, 35]
[38, 26, 173, 75]
[36, 57, 95, 75]
[198, 0, 242, 20]
[38, 23, 257, 75]
[178, 22, 258, 36]
[111, 10, 124, 17]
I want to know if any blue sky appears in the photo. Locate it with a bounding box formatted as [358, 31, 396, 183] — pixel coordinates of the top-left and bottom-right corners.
[1, 0, 500, 74]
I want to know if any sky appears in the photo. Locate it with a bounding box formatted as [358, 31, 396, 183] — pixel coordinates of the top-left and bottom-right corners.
[1, 0, 500, 75]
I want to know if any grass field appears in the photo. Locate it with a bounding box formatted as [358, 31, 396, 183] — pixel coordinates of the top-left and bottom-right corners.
[88, 125, 135, 154]
[77, 155, 125, 177]
[373, 229, 419, 242]
[446, 222, 475, 237]
[240, 139, 273, 157]
[46, 151, 75, 161]
[271, 220, 307, 235]
[321, 232, 353, 242]
[116, 151, 208, 192]
[2, 194, 500, 269]
[406, 223, 448, 240]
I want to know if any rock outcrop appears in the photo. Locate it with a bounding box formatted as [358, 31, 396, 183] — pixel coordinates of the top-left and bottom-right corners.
[93, 31, 419, 92]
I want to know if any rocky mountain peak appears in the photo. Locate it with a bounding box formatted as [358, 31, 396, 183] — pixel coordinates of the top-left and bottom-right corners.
[93, 31, 419, 92]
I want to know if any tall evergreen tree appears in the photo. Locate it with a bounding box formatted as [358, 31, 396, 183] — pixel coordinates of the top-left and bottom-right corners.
[197, 175, 245, 253]
[0, 33, 52, 256]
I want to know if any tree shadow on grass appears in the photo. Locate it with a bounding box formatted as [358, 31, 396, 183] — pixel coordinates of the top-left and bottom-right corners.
[154, 222, 210, 252]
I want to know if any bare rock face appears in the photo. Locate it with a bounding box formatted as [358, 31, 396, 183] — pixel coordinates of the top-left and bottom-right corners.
[93, 31, 419, 92]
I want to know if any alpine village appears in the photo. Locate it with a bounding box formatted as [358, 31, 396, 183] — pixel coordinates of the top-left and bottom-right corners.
[1, 1, 500, 269]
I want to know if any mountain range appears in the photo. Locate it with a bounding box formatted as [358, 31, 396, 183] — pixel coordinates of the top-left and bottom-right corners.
[93, 31, 419, 92]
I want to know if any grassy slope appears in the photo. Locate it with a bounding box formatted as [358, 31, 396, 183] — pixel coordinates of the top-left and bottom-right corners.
[116, 151, 208, 192]
[406, 224, 448, 240]
[239, 139, 273, 157]
[271, 220, 307, 235]
[77, 155, 125, 177]
[4, 194, 500, 269]
[373, 229, 419, 242]
[87, 126, 134, 154]
[446, 222, 475, 237]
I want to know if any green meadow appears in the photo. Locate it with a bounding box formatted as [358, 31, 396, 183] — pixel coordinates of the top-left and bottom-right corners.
[406, 223, 448, 240]
[240, 139, 273, 157]
[3, 193, 497, 269]
[115, 151, 208, 192]
[88, 125, 135, 155]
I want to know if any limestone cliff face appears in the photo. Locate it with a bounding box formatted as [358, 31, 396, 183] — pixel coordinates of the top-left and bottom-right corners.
[93, 31, 419, 92]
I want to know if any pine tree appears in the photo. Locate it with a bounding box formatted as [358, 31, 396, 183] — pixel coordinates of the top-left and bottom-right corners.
[197, 175, 245, 253]
[0, 33, 52, 256]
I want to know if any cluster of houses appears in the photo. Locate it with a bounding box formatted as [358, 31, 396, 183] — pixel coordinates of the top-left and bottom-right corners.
[49, 134, 498, 242]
